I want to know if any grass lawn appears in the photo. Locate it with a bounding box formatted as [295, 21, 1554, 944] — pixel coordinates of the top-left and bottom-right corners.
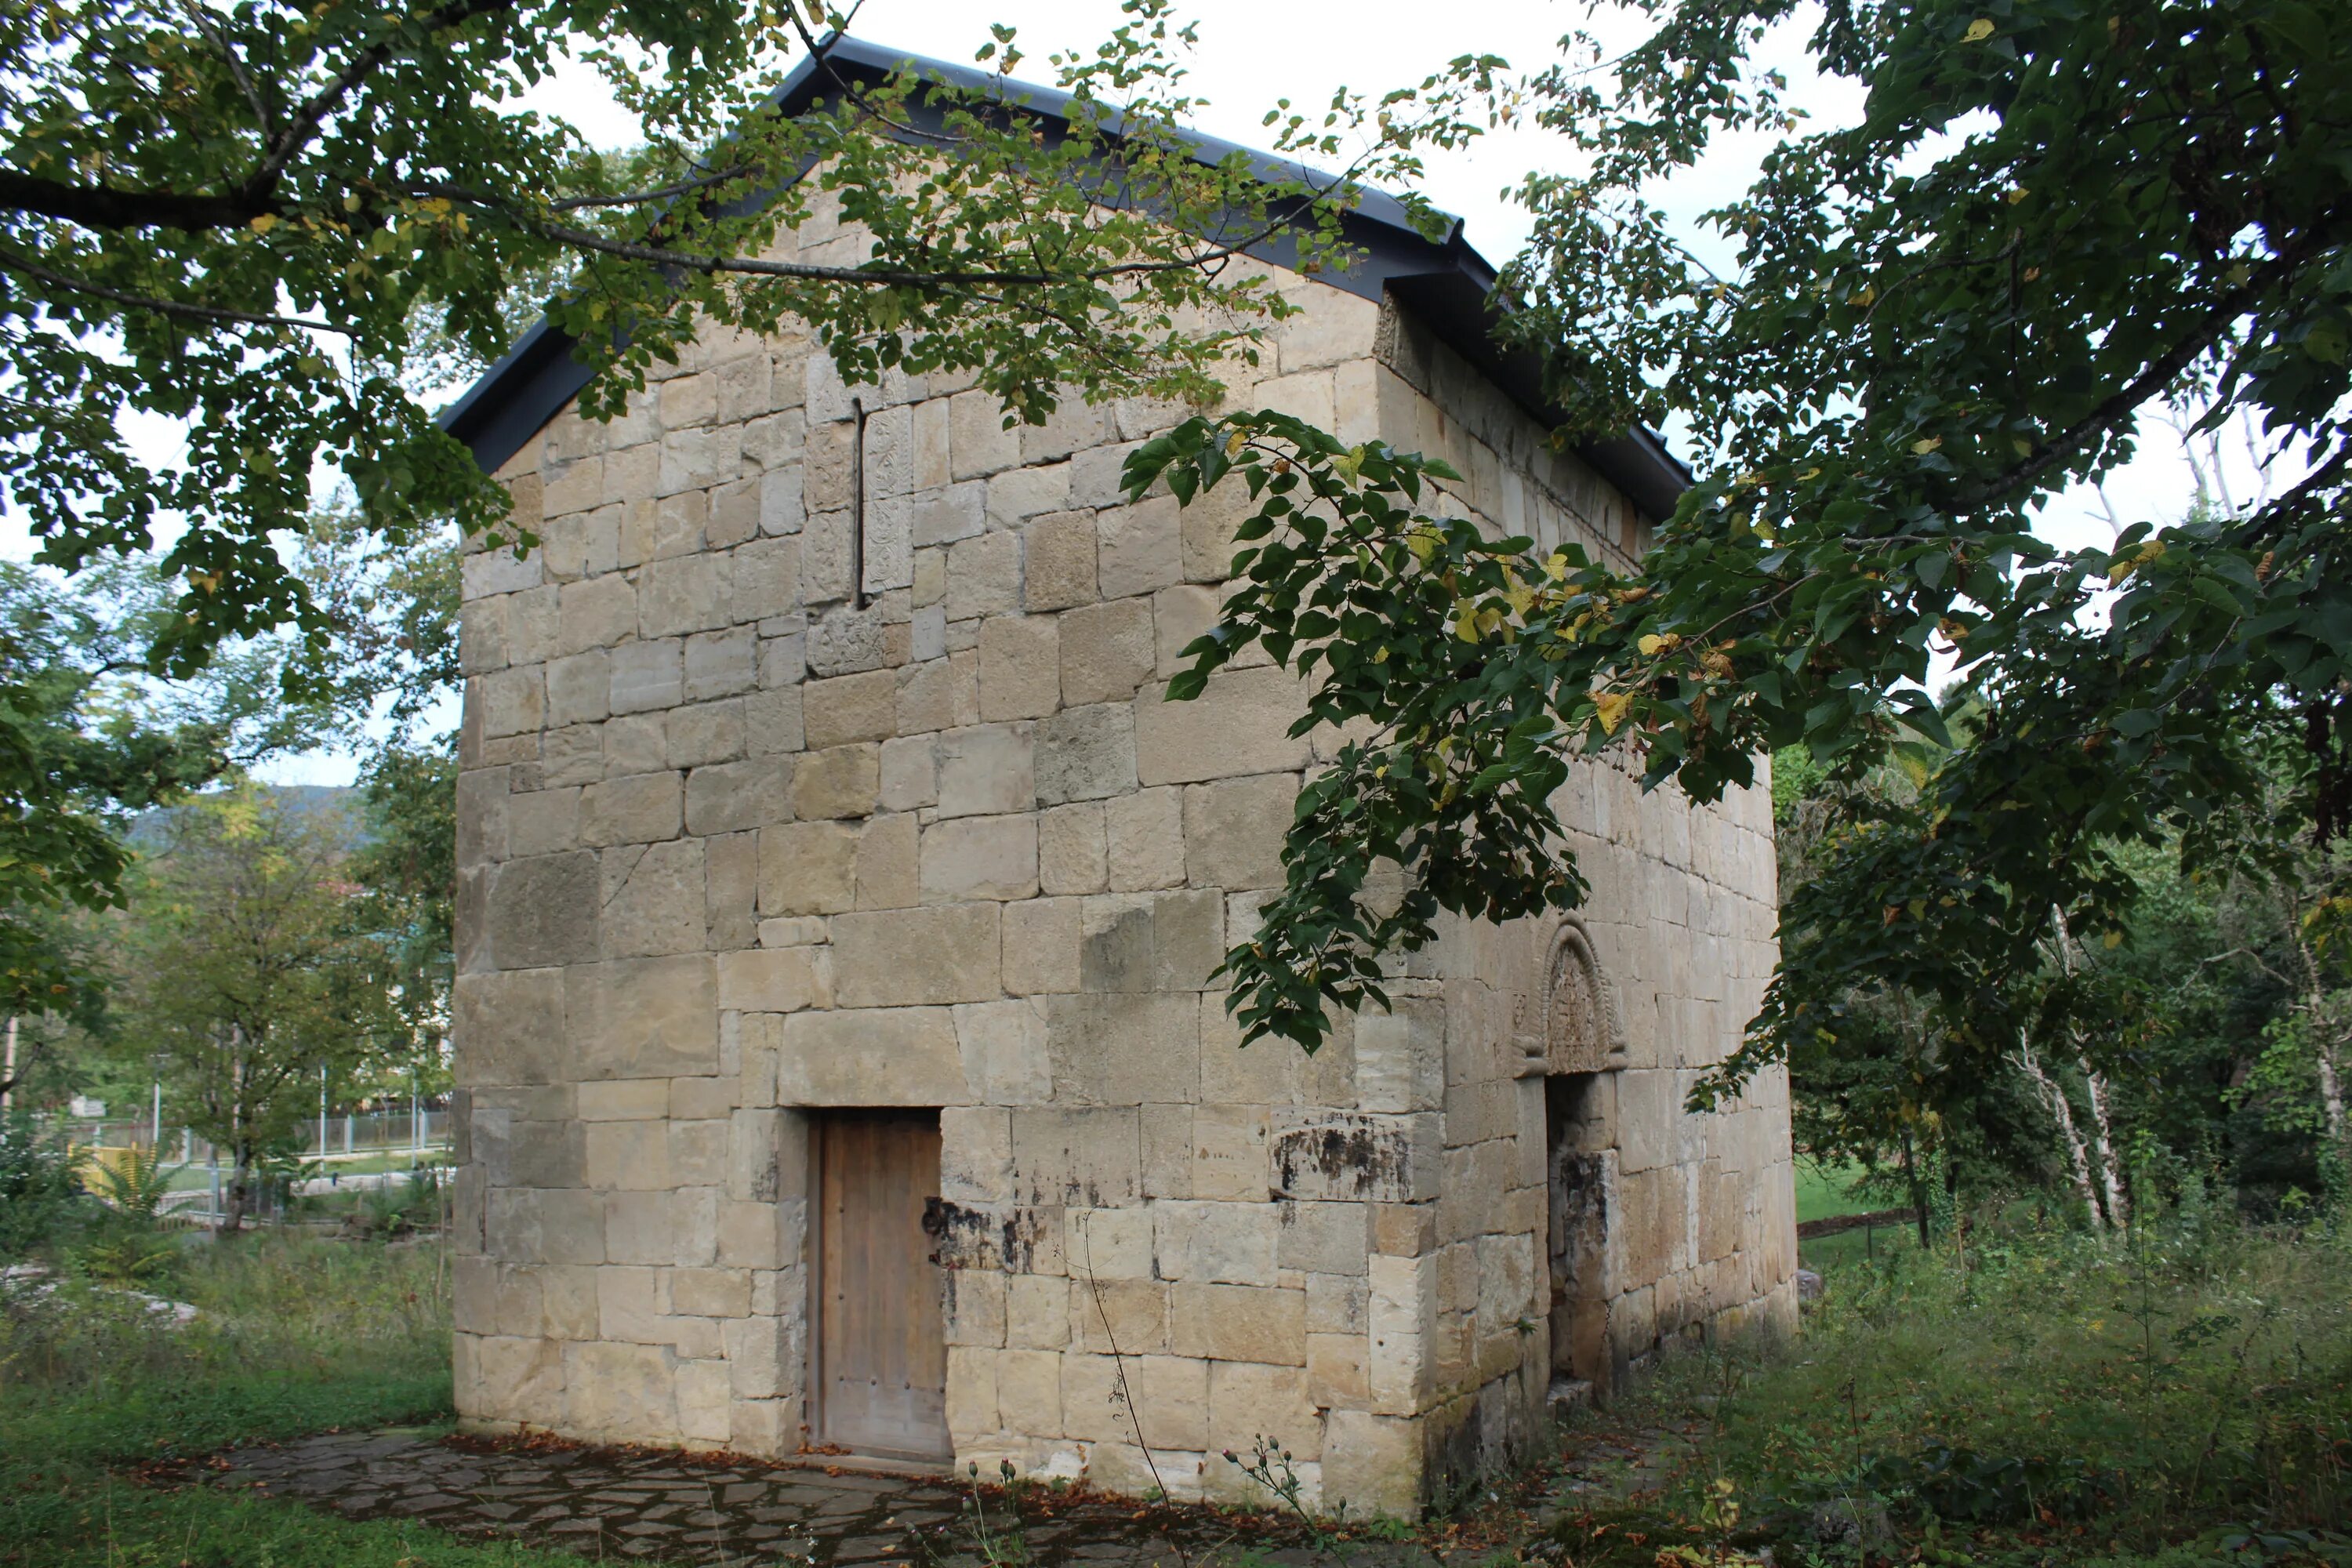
[9, 1193, 2344, 1568]
[1541, 1205, 2352, 1566]
[0, 1232, 590, 1567]
[1792, 1157, 1885, 1223]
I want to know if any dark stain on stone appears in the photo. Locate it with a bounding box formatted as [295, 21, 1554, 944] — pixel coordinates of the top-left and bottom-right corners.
[922, 1201, 1057, 1273]
[1269, 1112, 1410, 1201]
[922, 1199, 999, 1269]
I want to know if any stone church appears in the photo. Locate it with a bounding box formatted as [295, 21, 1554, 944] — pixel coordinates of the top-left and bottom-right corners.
[441, 38, 1797, 1517]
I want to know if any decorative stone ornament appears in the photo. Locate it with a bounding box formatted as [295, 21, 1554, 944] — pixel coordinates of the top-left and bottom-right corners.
[1544, 921, 1626, 1076]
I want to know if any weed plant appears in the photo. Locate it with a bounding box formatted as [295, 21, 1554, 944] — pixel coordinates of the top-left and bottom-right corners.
[1564, 1204, 2351, 1565]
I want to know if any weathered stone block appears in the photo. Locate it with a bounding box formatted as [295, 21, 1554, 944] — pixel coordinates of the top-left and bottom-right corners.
[987, 463, 1073, 528]
[481, 666, 546, 737]
[1011, 1107, 1141, 1207]
[1307, 1331, 1371, 1409]
[879, 735, 938, 812]
[920, 815, 1039, 903]
[854, 812, 919, 909]
[564, 1341, 676, 1436]
[1002, 898, 1080, 996]
[581, 771, 683, 846]
[488, 852, 601, 969]
[937, 724, 1035, 818]
[1096, 497, 1182, 601]
[1269, 1112, 1442, 1203]
[790, 743, 879, 819]
[946, 1269, 1008, 1349]
[1192, 1105, 1274, 1203]
[601, 840, 708, 958]
[1062, 1352, 1205, 1450]
[546, 650, 610, 726]
[979, 615, 1061, 721]
[950, 390, 1022, 479]
[832, 904, 1003, 1006]
[467, 1335, 565, 1428]
[684, 757, 793, 836]
[1038, 801, 1108, 895]
[684, 627, 757, 702]
[898, 652, 979, 734]
[716, 947, 821, 1013]
[1209, 1360, 1323, 1460]
[758, 820, 858, 915]
[1007, 1275, 1073, 1349]
[1171, 1283, 1306, 1365]
[1105, 787, 1184, 891]
[588, 1124, 672, 1192]
[804, 670, 899, 749]
[1354, 996, 1446, 1114]
[1155, 1200, 1277, 1285]
[667, 699, 746, 769]
[1045, 993, 1199, 1105]
[1134, 666, 1312, 785]
[778, 1007, 970, 1105]
[1035, 704, 1136, 805]
[560, 575, 637, 656]
[1321, 1410, 1421, 1519]
[1182, 772, 1297, 891]
[455, 969, 568, 1086]
[947, 532, 1022, 621]
[570, 955, 718, 1079]
[1023, 510, 1098, 612]
[1059, 598, 1157, 707]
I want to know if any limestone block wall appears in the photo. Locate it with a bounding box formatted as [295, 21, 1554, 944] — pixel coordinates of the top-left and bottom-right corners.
[1323, 305, 1799, 1490]
[448, 191, 1794, 1516]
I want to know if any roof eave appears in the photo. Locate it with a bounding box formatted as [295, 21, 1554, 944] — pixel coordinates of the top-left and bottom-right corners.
[436, 34, 1690, 517]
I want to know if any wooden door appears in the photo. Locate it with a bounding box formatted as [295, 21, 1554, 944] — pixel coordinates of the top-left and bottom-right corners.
[814, 1110, 949, 1460]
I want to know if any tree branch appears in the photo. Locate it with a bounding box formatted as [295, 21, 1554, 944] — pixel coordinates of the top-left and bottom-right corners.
[181, 0, 274, 139]
[1955, 202, 2352, 512]
[0, 247, 353, 334]
[0, 171, 270, 233]
[783, 11, 966, 147]
[514, 209, 1292, 291]
[245, 0, 522, 197]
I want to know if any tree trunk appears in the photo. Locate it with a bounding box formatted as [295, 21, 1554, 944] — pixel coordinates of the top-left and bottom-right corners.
[2286, 900, 2348, 1176]
[2318, 1032, 2347, 1150]
[1900, 1123, 1931, 1249]
[220, 1028, 251, 1233]
[2017, 1040, 2103, 1229]
[223, 1145, 252, 1233]
[2082, 1065, 2130, 1227]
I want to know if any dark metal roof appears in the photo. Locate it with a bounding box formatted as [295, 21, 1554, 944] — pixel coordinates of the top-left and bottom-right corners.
[437, 34, 1690, 521]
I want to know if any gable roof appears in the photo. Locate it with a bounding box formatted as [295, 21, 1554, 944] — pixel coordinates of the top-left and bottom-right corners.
[437, 34, 1690, 521]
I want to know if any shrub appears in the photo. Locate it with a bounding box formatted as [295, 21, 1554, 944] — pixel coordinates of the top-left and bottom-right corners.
[0, 1112, 91, 1261]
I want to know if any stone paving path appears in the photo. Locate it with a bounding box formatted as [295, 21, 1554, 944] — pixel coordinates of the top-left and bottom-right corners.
[215, 1429, 1348, 1568]
[209, 1420, 1688, 1568]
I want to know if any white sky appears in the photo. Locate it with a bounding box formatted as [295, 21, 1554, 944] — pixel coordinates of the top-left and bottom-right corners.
[16, 1, 2285, 783]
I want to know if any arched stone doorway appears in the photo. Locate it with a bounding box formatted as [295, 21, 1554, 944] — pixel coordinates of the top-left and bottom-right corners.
[1544, 924, 1621, 1405]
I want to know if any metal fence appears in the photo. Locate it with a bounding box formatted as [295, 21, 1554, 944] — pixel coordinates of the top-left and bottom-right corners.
[51, 1108, 452, 1162]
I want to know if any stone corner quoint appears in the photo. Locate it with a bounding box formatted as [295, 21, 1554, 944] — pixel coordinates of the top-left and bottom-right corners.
[444, 49, 1798, 1523]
